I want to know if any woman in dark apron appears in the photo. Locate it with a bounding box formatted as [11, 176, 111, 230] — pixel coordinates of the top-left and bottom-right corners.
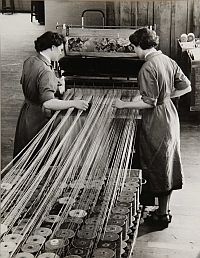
[14, 31, 89, 158]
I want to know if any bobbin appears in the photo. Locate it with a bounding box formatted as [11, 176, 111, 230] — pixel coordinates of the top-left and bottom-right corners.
[27, 234, 46, 246]
[14, 252, 35, 258]
[77, 229, 97, 240]
[85, 216, 99, 225]
[111, 206, 131, 230]
[108, 218, 129, 242]
[105, 225, 123, 258]
[61, 217, 83, 232]
[37, 253, 60, 258]
[69, 247, 88, 258]
[72, 237, 94, 250]
[34, 227, 52, 238]
[42, 214, 61, 228]
[69, 209, 87, 220]
[120, 188, 138, 216]
[0, 251, 10, 258]
[0, 241, 17, 253]
[21, 243, 41, 255]
[124, 181, 140, 211]
[55, 228, 75, 243]
[118, 194, 136, 224]
[92, 247, 115, 258]
[45, 238, 68, 255]
[64, 256, 82, 258]
[99, 231, 119, 256]
[3, 233, 23, 244]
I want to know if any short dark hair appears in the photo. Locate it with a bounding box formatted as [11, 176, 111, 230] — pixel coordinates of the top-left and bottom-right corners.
[34, 31, 64, 52]
[129, 27, 159, 50]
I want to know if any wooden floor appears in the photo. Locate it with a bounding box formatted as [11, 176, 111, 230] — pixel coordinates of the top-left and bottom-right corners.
[1, 13, 200, 258]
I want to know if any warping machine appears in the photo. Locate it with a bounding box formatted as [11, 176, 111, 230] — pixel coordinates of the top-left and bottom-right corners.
[1, 25, 146, 258]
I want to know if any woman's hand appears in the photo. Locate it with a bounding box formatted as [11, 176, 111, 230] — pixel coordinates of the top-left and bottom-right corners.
[57, 76, 65, 95]
[112, 98, 125, 109]
[73, 100, 89, 111]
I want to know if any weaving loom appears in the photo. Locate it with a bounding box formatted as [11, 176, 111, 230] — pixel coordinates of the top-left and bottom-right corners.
[1, 26, 145, 258]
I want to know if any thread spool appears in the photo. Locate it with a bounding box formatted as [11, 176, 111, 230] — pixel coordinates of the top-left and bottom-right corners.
[45, 238, 68, 255]
[92, 204, 107, 215]
[69, 247, 88, 258]
[111, 206, 130, 231]
[81, 224, 97, 231]
[77, 229, 97, 240]
[122, 240, 128, 252]
[69, 209, 87, 220]
[0, 241, 17, 253]
[55, 229, 75, 243]
[100, 231, 118, 256]
[26, 235, 46, 246]
[85, 216, 99, 225]
[37, 253, 60, 258]
[118, 195, 135, 225]
[3, 233, 23, 244]
[12, 225, 24, 234]
[72, 237, 93, 250]
[42, 215, 61, 228]
[14, 253, 35, 258]
[105, 225, 123, 258]
[21, 243, 41, 255]
[0, 252, 10, 258]
[92, 248, 115, 258]
[124, 182, 140, 211]
[34, 227, 52, 238]
[108, 218, 128, 242]
[64, 256, 82, 258]
[61, 217, 83, 232]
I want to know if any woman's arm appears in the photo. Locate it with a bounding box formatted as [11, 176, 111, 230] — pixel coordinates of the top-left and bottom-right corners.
[113, 95, 153, 109]
[43, 98, 89, 111]
[171, 85, 192, 98]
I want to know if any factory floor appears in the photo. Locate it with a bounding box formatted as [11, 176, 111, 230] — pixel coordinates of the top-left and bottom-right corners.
[1, 13, 200, 258]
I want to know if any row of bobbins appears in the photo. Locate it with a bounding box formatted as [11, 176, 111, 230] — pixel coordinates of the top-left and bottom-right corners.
[1, 174, 142, 258]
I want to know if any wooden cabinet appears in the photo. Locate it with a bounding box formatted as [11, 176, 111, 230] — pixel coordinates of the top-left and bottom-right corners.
[177, 40, 200, 111]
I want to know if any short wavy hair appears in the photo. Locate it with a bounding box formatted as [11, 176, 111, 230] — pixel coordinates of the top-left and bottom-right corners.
[129, 27, 159, 50]
[34, 31, 64, 52]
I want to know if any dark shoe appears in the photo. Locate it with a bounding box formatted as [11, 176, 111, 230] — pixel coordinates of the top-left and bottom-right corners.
[145, 213, 172, 228]
[148, 208, 172, 222]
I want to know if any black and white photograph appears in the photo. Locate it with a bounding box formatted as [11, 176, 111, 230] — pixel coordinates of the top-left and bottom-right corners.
[1, 1, 200, 257]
